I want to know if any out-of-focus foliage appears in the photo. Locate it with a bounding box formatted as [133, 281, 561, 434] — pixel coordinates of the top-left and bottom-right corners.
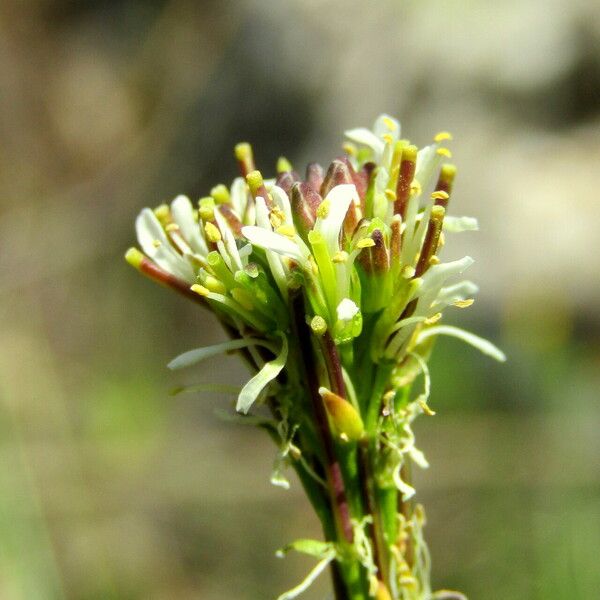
[0, 1, 598, 598]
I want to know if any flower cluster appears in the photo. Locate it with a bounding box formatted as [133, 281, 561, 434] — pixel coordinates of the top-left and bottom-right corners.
[127, 115, 504, 600]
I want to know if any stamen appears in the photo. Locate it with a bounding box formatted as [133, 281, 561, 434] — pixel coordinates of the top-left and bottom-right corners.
[356, 237, 375, 249]
[246, 170, 272, 207]
[316, 200, 331, 219]
[383, 116, 397, 131]
[343, 142, 358, 157]
[453, 298, 474, 308]
[154, 204, 171, 226]
[198, 197, 216, 221]
[191, 284, 210, 297]
[275, 224, 296, 238]
[276, 156, 293, 174]
[204, 222, 222, 243]
[234, 142, 255, 177]
[436, 147, 452, 158]
[125, 247, 144, 270]
[332, 251, 349, 263]
[231, 287, 254, 311]
[210, 184, 230, 204]
[434, 131, 453, 142]
[269, 206, 285, 229]
[204, 275, 227, 294]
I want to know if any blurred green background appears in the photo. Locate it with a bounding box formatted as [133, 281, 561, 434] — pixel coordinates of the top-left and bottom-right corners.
[1, 1, 599, 598]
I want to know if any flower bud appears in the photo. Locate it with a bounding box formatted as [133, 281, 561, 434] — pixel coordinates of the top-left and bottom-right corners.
[290, 182, 322, 239]
[375, 581, 393, 600]
[319, 387, 364, 441]
[305, 162, 324, 192]
[394, 144, 417, 218]
[434, 163, 457, 207]
[275, 170, 300, 194]
[320, 158, 353, 197]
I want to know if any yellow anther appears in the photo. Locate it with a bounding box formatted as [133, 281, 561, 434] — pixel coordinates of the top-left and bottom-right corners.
[310, 315, 327, 335]
[356, 237, 375, 249]
[269, 206, 285, 229]
[124, 247, 144, 270]
[382, 133, 394, 144]
[343, 142, 358, 156]
[429, 256, 440, 266]
[204, 222, 222, 243]
[165, 223, 179, 232]
[152, 239, 162, 248]
[431, 190, 449, 201]
[434, 131, 453, 142]
[316, 200, 330, 219]
[383, 116, 397, 131]
[275, 224, 296, 238]
[410, 180, 422, 196]
[198, 197, 215, 221]
[210, 184, 230, 204]
[402, 265, 416, 279]
[425, 312, 442, 325]
[436, 147, 453, 158]
[419, 398, 436, 416]
[385, 189, 396, 202]
[234, 142, 253, 162]
[231, 287, 254, 311]
[276, 156, 293, 174]
[246, 170, 264, 196]
[154, 204, 170, 225]
[204, 275, 226, 295]
[332, 251, 349, 263]
[454, 298, 475, 308]
[191, 284, 210, 297]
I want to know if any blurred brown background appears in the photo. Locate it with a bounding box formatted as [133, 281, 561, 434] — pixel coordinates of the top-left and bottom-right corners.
[1, 1, 599, 598]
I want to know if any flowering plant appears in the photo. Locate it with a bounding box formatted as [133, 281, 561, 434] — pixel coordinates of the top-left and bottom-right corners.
[126, 115, 504, 600]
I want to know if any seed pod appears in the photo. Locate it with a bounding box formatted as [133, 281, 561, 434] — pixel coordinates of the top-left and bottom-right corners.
[319, 387, 364, 441]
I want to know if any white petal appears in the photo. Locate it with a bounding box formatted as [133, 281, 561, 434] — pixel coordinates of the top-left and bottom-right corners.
[417, 256, 475, 298]
[237, 336, 288, 413]
[214, 207, 243, 271]
[242, 226, 306, 264]
[230, 177, 248, 220]
[276, 554, 335, 600]
[270, 185, 293, 224]
[416, 325, 507, 362]
[443, 216, 479, 233]
[314, 184, 358, 256]
[435, 281, 479, 307]
[135, 208, 194, 282]
[373, 114, 400, 139]
[415, 143, 443, 192]
[168, 338, 274, 370]
[344, 127, 384, 157]
[170, 195, 208, 255]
